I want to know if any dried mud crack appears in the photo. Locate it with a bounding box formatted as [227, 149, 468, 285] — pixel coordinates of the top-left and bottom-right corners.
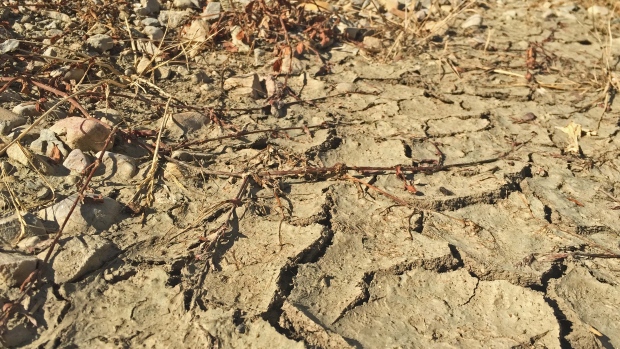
[2, 0, 620, 348]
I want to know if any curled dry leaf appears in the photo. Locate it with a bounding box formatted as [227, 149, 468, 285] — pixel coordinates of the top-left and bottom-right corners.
[273, 58, 282, 73]
[50, 144, 62, 164]
[296, 42, 305, 55]
[555, 121, 582, 153]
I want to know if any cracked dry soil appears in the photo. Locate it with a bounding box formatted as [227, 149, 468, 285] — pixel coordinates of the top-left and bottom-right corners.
[1, 0, 620, 348]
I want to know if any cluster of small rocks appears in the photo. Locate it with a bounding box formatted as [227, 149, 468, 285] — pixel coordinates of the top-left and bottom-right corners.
[0, 106, 128, 293]
[0, 98, 215, 304]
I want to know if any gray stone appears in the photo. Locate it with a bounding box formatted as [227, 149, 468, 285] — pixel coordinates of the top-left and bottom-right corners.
[190, 71, 210, 84]
[63, 68, 86, 82]
[161, 111, 210, 139]
[144, 25, 164, 41]
[0, 39, 19, 54]
[41, 10, 72, 23]
[95, 151, 138, 180]
[155, 66, 172, 80]
[363, 36, 383, 53]
[6, 144, 56, 175]
[141, 0, 161, 14]
[87, 34, 114, 52]
[0, 211, 47, 247]
[42, 235, 119, 283]
[12, 103, 41, 117]
[136, 56, 152, 74]
[158, 10, 191, 28]
[173, 0, 200, 9]
[0, 252, 39, 287]
[38, 194, 123, 233]
[16, 236, 42, 252]
[587, 5, 609, 17]
[135, 6, 151, 16]
[42, 46, 57, 60]
[136, 41, 161, 56]
[0, 107, 26, 135]
[93, 108, 123, 125]
[204, 2, 221, 20]
[30, 128, 70, 158]
[49, 117, 114, 152]
[63, 149, 91, 173]
[37, 187, 51, 200]
[461, 14, 482, 28]
[142, 17, 161, 27]
[0, 88, 22, 102]
[46, 29, 63, 37]
[12, 102, 66, 119]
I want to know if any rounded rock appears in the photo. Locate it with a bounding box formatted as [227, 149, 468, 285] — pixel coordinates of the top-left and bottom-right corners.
[95, 151, 138, 180]
[38, 194, 122, 233]
[461, 14, 482, 29]
[0, 107, 26, 135]
[49, 117, 114, 152]
[143, 25, 164, 41]
[63, 149, 91, 173]
[87, 34, 114, 52]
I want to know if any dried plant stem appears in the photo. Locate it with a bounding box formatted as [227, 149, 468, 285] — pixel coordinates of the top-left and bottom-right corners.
[189, 174, 250, 310]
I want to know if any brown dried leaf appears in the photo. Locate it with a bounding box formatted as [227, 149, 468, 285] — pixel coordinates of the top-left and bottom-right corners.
[236, 29, 245, 41]
[404, 184, 417, 194]
[296, 42, 305, 55]
[273, 58, 282, 73]
[222, 42, 239, 52]
[50, 144, 62, 163]
[555, 121, 582, 153]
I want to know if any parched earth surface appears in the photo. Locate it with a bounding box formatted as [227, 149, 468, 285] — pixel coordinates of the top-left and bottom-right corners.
[1, 0, 620, 348]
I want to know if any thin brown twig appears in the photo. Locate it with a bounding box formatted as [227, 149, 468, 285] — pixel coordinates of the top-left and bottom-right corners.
[0, 77, 92, 119]
[189, 174, 250, 310]
[172, 122, 334, 150]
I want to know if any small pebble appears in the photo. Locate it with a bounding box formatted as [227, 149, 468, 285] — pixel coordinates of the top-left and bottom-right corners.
[158, 10, 191, 29]
[49, 117, 114, 152]
[190, 71, 210, 84]
[136, 56, 152, 74]
[46, 29, 63, 37]
[143, 25, 164, 41]
[204, 2, 221, 20]
[37, 187, 52, 200]
[95, 151, 138, 180]
[87, 34, 114, 52]
[156, 66, 172, 80]
[0, 39, 19, 54]
[461, 14, 482, 29]
[587, 5, 609, 17]
[142, 17, 160, 26]
[363, 36, 383, 53]
[63, 149, 91, 173]
[0, 108, 26, 135]
[173, 0, 199, 9]
[63, 68, 85, 82]
[141, 0, 161, 14]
